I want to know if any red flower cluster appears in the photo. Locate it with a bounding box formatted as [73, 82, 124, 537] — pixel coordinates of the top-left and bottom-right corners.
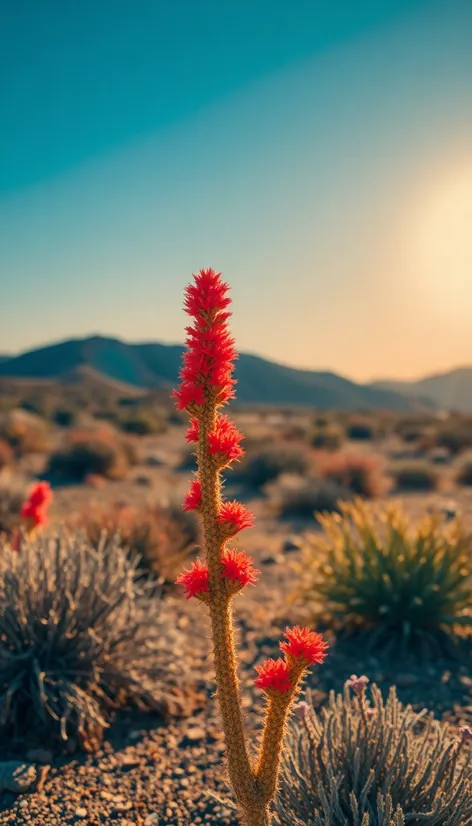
[21, 481, 52, 527]
[255, 659, 292, 694]
[177, 549, 259, 599]
[208, 415, 244, 464]
[218, 501, 254, 535]
[255, 626, 328, 695]
[221, 549, 259, 587]
[279, 626, 329, 667]
[183, 480, 202, 511]
[174, 269, 237, 412]
[186, 415, 244, 466]
[176, 559, 209, 599]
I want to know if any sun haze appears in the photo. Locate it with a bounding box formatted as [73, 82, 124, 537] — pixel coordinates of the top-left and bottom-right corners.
[1, 0, 471, 382]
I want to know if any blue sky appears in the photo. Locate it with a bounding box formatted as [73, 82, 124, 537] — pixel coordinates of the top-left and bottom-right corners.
[1, 0, 472, 380]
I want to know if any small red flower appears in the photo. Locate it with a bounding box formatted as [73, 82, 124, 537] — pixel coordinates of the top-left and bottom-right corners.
[208, 415, 244, 464]
[279, 626, 329, 666]
[255, 658, 292, 694]
[176, 560, 209, 599]
[183, 480, 202, 511]
[221, 549, 260, 587]
[21, 481, 52, 527]
[186, 418, 199, 442]
[218, 501, 254, 535]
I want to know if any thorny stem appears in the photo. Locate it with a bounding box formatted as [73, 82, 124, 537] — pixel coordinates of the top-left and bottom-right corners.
[197, 401, 258, 809]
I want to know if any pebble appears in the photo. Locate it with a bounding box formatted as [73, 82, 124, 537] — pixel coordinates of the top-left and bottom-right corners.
[282, 536, 303, 552]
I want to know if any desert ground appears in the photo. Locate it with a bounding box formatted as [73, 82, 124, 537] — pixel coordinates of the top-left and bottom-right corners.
[0, 400, 472, 825]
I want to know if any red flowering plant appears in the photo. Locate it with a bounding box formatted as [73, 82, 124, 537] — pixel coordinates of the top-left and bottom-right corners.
[12, 481, 52, 550]
[175, 269, 327, 826]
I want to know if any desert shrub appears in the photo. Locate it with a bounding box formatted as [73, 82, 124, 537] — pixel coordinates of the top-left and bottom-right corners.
[120, 413, 166, 436]
[235, 444, 312, 489]
[317, 452, 382, 498]
[0, 533, 191, 745]
[47, 426, 137, 481]
[0, 440, 13, 471]
[394, 415, 437, 442]
[281, 424, 310, 442]
[275, 682, 472, 826]
[457, 460, 472, 486]
[297, 499, 472, 648]
[52, 408, 77, 428]
[71, 500, 198, 582]
[0, 484, 25, 538]
[275, 477, 352, 519]
[311, 425, 344, 451]
[0, 409, 49, 456]
[438, 422, 472, 456]
[347, 419, 375, 441]
[390, 460, 440, 491]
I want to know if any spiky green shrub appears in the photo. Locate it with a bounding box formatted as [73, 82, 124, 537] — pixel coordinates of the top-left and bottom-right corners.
[0, 533, 190, 745]
[235, 444, 312, 489]
[297, 499, 472, 648]
[275, 682, 472, 826]
[390, 461, 440, 491]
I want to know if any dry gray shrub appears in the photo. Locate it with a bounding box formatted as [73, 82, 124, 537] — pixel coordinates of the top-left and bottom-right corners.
[275, 682, 472, 826]
[0, 532, 191, 745]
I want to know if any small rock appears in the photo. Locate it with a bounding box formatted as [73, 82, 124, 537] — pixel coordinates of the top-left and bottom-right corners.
[134, 475, 152, 487]
[0, 762, 37, 793]
[114, 801, 133, 812]
[261, 554, 280, 565]
[144, 815, 159, 825]
[120, 753, 141, 769]
[185, 726, 206, 742]
[283, 536, 303, 552]
[74, 808, 88, 819]
[145, 454, 164, 467]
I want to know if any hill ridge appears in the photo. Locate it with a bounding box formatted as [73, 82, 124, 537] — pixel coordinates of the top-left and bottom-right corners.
[0, 335, 419, 411]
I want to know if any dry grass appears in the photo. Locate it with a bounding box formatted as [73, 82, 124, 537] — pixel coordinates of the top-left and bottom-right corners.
[69, 499, 198, 584]
[47, 425, 138, 482]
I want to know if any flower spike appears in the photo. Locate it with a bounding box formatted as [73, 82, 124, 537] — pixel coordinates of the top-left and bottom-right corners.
[174, 269, 328, 825]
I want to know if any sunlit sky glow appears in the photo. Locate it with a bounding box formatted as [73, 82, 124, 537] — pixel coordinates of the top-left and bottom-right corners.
[1, 0, 471, 381]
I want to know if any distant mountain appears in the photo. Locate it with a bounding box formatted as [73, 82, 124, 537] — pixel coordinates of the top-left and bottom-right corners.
[371, 367, 472, 413]
[0, 335, 414, 411]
